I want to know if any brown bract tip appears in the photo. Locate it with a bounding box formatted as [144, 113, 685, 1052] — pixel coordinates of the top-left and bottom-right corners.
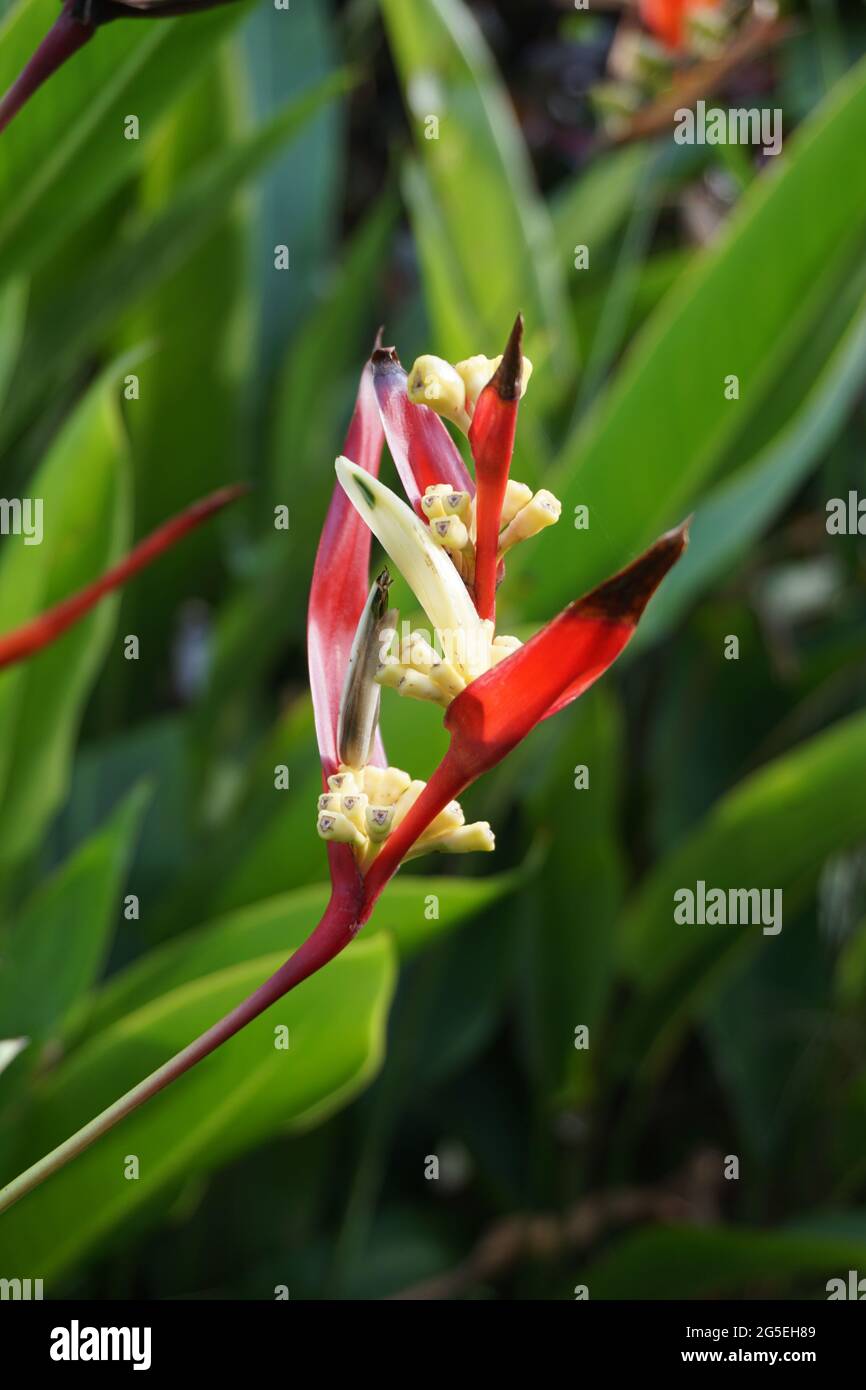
[371, 344, 402, 375]
[578, 519, 690, 625]
[491, 313, 525, 401]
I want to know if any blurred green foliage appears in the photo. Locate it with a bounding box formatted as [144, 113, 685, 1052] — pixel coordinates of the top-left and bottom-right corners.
[0, 0, 865, 1299]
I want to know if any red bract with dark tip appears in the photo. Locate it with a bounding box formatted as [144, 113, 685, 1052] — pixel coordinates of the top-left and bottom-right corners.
[468, 314, 524, 621]
[371, 347, 474, 514]
[359, 520, 688, 914]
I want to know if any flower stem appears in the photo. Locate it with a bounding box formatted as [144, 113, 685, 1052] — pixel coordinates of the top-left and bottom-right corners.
[0, 9, 95, 138]
[0, 887, 361, 1215]
[360, 747, 470, 917]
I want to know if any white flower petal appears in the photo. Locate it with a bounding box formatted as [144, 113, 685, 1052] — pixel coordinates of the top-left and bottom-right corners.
[335, 456, 490, 680]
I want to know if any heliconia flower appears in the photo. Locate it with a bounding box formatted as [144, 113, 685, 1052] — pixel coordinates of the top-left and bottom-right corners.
[0, 0, 240, 138]
[0, 321, 687, 1214]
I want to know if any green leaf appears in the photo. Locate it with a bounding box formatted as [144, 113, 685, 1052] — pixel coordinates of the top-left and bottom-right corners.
[580, 1221, 866, 1299]
[550, 144, 647, 270]
[76, 869, 518, 1043]
[0, 1037, 27, 1078]
[614, 713, 866, 1077]
[0, 363, 131, 870]
[633, 281, 866, 648]
[0, 275, 24, 411]
[621, 712, 866, 982]
[4, 69, 350, 441]
[0, 940, 395, 1281]
[0, 785, 148, 1045]
[269, 192, 396, 508]
[701, 903, 832, 1163]
[530, 53, 866, 613]
[519, 689, 626, 1106]
[108, 54, 248, 720]
[245, 0, 344, 365]
[379, 0, 571, 379]
[0, 0, 248, 282]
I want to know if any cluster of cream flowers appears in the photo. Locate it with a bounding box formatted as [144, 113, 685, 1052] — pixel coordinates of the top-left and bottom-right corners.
[316, 764, 494, 871]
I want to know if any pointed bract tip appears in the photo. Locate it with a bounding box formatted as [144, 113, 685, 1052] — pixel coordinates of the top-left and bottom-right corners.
[490, 313, 525, 401]
[371, 344, 401, 374]
[578, 519, 689, 626]
[373, 325, 386, 352]
[372, 566, 392, 615]
[206, 481, 250, 506]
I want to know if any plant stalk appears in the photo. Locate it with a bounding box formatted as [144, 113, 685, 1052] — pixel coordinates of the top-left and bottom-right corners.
[0, 9, 95, 138]
[0, 886, 361, 1215]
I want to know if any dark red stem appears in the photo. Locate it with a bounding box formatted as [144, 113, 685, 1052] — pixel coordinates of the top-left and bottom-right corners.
[0, 9, 95, 138]
[359, 747, 472, 920]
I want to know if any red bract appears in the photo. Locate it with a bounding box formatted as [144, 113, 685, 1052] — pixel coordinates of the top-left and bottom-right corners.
[468, 316, 523, 621]
[308, 363, 386, 783]
[359, 520, 687, 915]
[372, 347, 474, 514]
[0, 484, 245, 670]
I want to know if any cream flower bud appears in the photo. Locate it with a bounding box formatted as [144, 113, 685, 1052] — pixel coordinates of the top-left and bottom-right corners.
[454, 355, 498, 409]
[455, 353, 534, 411]
[376, 660, 408, 692]
[393, 780, 426, 828]
[423, 800, 465, 839]
[499, 479, 533, 530]
[394, 668, 451, 707]
[441, 490, 471, 522]
[317, 810, 365, 847]
[407, 355, 470, 431]
[405, 634, 439, 675]
[365, 804, 395, 842]
[498, 489, 562, 555]
[490, 634, 523, 665]
[328, 770, 360, 795]
[421, 492, 447, 520]
[430, 516, 469, 551]
[339, 792, 369, 831]
[361, 765, 411, 805]
[436, 822, 496, 854]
